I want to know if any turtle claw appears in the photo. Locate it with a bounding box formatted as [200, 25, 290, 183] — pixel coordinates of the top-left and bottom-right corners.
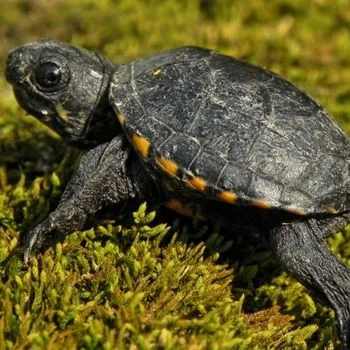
[23, 247, 31, 264]
[22, 205, 89, 263]
[23, 225, 42, 263]
[22, 215, 55, 263]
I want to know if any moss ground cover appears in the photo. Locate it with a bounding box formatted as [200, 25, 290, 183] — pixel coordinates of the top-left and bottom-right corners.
[1, 0, 350, 348]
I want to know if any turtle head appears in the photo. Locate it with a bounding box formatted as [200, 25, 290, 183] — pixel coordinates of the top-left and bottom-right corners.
[5, 40, 119, 147]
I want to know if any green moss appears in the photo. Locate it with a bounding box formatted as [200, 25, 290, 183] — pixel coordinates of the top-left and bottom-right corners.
[1, 0, 350, 348]
[0, 199, 318, 349]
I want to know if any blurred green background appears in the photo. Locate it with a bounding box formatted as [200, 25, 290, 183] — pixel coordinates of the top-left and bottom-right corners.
[1, 0, 350, 349]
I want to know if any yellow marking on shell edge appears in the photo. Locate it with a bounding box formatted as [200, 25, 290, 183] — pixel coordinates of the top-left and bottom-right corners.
[152, 68, 162, 77]
[187, 176, 207, 191]
[165, 199, 193, 217]
[285, 207, 307, 216]
[327, 207, 338, 214]
[156, 156, 179, 176]
[217, 191, 238, 204]
[131, 133, 151, 158]
[251, 199, 272, 209]
[116, 112, 125, 125]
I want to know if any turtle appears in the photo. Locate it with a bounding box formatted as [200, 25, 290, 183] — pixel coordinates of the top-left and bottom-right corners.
[5, 39, 350, 347]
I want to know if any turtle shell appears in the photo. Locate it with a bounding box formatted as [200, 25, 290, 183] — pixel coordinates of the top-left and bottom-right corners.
[109, 47, 350, 215]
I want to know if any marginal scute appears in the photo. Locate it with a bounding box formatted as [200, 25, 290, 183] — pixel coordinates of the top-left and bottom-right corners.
[156, 156, 179, 176]
[327, 207, 338, 214]
[116, 111, 125, 125]
[131, 133, 151, 158]
[216, 191, 237, 204]
[165, 198, 193, 217]
[165, 198, 205, 221]
[250, 199, 272, 209]
[285, 207, 307, 216]
[187, 176, 207, 191]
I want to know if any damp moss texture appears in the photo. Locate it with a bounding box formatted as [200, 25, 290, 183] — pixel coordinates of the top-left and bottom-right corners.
[1, 1, 350, 349]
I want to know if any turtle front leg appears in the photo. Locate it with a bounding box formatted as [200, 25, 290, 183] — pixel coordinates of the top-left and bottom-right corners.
[24, 134, 152, 262]
[267, 218, 350, 348]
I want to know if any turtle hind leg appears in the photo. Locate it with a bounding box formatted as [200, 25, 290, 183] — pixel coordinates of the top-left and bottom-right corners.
[266, 218, 350, 348]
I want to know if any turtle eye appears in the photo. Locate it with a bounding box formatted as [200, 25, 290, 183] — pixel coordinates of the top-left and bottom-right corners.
[34, 62, 62, 90]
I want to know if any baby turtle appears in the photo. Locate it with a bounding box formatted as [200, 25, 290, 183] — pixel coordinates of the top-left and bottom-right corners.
[5, 40, 350, 347]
